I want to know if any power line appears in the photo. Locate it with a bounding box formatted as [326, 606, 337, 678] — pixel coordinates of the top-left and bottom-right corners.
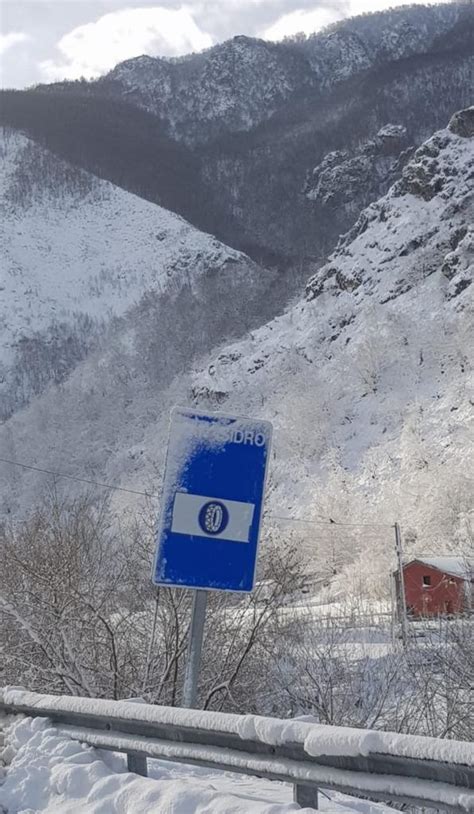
[0, 456, 393, 529]
[0, 457, 156, 498]
[269, 513, 393, 529]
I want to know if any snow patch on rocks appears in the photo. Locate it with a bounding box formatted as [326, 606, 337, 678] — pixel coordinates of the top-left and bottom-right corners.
[305, 124, 412, 216]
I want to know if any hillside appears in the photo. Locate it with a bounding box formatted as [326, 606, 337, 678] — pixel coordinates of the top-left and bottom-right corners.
[0, 127, 276, 419]
[186, 108, 474, 585]
[1, 110, 472, 593]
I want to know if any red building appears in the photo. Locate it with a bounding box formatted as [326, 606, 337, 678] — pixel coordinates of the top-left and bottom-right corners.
[398, 557, 472, 618]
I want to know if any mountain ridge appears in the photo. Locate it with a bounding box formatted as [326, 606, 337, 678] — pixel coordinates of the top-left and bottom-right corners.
[100, 3, 471, 144]
[1, 3, 472, 266]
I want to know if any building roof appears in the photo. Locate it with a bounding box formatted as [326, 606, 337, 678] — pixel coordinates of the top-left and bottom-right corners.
[408, 557, 473, 580]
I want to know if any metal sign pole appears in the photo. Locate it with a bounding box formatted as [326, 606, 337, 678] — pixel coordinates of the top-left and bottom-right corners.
[182, 589, 208, 708]
[142, 588, 160, 696]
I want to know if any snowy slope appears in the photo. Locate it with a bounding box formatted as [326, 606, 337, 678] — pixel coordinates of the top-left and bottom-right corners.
[184, 110, 473, 549]
[184, 109, 474, 571]
[0, 127, 268, 416]
[0, 112, 472, 585]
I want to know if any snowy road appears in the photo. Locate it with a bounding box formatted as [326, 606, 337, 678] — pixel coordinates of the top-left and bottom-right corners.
[0, 715, 393, 814]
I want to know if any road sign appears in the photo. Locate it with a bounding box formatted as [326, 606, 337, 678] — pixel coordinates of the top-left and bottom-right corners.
[152, 407, 273, 592]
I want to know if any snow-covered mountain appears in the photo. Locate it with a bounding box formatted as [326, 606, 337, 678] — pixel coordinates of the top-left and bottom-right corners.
[2, 110, 472, 592]
[2, 4, 471, 265]
[0, 127, 275, 418]
[101, 4, 468, 144]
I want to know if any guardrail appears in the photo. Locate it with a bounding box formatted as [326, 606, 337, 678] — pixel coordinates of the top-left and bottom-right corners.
[1, 690, 473, 812]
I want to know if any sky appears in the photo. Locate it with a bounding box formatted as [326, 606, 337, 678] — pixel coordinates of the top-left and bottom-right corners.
[0, 0, 452, 89]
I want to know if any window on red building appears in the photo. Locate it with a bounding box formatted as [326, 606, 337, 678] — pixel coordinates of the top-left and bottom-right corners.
[422, 575, 431, 586]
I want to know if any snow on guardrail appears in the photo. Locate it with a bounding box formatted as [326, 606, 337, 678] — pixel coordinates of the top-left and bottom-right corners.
[2, 687, 473, 767]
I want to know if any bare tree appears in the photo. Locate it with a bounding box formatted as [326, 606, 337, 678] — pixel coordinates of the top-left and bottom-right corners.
[0, 496, 306, 713]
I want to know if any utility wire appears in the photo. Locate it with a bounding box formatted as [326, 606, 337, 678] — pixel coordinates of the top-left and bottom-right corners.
[269, 513, 393, 529]
[0, 456, 394, 529]
[0, 456, 155, 498]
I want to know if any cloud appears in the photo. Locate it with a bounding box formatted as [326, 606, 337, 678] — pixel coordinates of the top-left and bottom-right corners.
[261, 0, 448, 42]
[349, 0, 443, 11]
[2, 0, 451, 88]
[262, 7, 343, 41]
[39, 5, 213, 82]
[0, 31, 32, 57]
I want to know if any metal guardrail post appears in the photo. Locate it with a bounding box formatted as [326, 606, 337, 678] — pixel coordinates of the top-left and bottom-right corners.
[294, 782, 319, 809]
[126, 753, 148, 776]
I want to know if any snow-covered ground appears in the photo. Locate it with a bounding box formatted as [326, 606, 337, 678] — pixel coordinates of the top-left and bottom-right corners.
[0, 716, 393, 814]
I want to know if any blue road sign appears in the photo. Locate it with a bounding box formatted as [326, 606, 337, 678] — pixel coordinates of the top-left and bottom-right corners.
[153, 408, 273, 592]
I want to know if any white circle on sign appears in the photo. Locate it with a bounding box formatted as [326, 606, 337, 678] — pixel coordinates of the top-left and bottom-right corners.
[198, 501, 229, 535]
